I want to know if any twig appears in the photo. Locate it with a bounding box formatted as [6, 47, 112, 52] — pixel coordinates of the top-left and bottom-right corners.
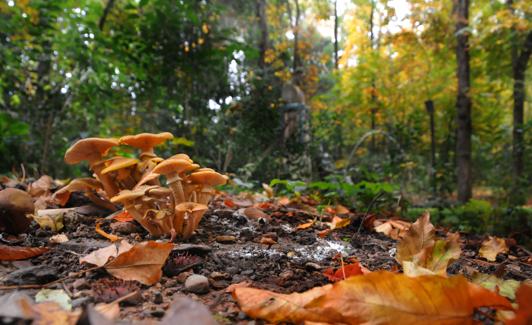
[0, 266, 101, 290]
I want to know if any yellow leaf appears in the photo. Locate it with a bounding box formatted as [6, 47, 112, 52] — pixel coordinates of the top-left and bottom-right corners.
[479, 236, 508, 262]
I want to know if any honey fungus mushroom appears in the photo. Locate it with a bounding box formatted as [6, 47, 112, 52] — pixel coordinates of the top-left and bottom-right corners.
[101, 156, 139, 190]
[64, 137, 119, 197]
[53, 178, 116, 211]
[187, 170, 228, 205]
[175, 202, 208, 239]
[151, 158, 199, 204]
[119, 132, 173, 161]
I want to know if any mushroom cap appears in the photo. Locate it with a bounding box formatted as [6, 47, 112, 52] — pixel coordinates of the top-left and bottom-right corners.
[175, 202, 208, 213]
[0, 188, 34, 234]
[101, 157, 139, 175]
[53, 178, 103, 206]
[169, 153, 193, 163]
[110, 185, 157, 203]
[151, 159, 199, 176]
[146, 187, 173, 197]
[64, 137, 119, 165]
[188, 170, 228, 186]
[119, 132, 174, 152]
[134, 172, 161, 189]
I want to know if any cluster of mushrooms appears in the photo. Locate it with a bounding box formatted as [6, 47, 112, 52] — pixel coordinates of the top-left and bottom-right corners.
[54, 132, 227, 240]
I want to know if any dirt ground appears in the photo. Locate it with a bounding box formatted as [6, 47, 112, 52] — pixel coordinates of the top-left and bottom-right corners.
[1, 193, 531, 324]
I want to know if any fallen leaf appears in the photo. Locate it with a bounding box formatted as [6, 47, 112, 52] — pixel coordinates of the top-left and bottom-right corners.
[105, 241, 173, 285]
[261, 183, 274, 198]
[223, 199, 236, 208]
[278, 197, 291, 205]
[94, 302, 120, 321]
[96, 221, 121, 242]
[373, 219, 411, 239]
[112, 210, 134, 222]
[243, 207, 269, 220]
[35, 289, 72, 311]
[20, 300, 80, 325]
[0, 245, 49, 261]
[0, 291, 34, 319]
[506, 281, 532, 325]
[329, 216, 350, 229]
[471, 273, 521, 300]
[80, 240, 133, 267]
[260, 237, 277, 245]
[396, 212, 435, 263]
[233, 284, 335, 324]
[323, 263, 364, 282]
[306, 271, 512, 325]
[28, 175, 54, 198]
[479, 236, 508, 262]
[296, 221, 314, 230]
[32, 210, 65, 231]
[225, 281, 251, 293]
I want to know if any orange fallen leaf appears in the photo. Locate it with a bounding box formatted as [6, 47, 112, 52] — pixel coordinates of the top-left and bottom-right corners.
[112, 210, 134, 222]
[223, 199, 236, 208]
[260, 237, 277, 245]
[308, 271, 512, 325]
[479, 236, 508, 262]
[323, 263, 364, 282]
[296, 221, 314, 230]
[0, 245, 49, 261]
[234, 271, 513, 325]
[373, 219, 411, 239]
[233, 284, 335, 324]
[80, 240, 133, 267]
[506, 282, 532, 325]
[104, 241, 173, 285]
[243, 207, 269, 220]
[278, 197, 290, 205]
[96, 221, 121, 242]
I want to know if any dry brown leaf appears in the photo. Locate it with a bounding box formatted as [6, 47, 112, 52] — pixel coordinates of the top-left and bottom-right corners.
[0, 245, 49, 261]
[479, 236, 508, 262]
[373, 219, 411, 239]
[233, 284, 335, 324]
[296, 221, 315, 230]
[104, 241, 173, 285]
[80, 240, 133, 267]
[95, 221, 121, 242]
[396, 212, 435, 263]
[19, 300, 80, 325]
[243, 207, 269, 220]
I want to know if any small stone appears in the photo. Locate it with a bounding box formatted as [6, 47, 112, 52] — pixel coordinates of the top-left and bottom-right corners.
[153, 291, 163, 304]
[110, 221, 142, 235]
[305, 262, 322, 270]
[176, 270, 193, 284]
[215, 235, 236, 244]
[151, 308, 165, 318]
[184, 274, 210, 294]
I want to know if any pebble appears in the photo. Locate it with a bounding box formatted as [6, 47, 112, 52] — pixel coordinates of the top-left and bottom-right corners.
[153, 291, 163, 304]
[151, 309, 165, 318]
[215, 235, 236, 244]
[184, 274, 210, 294]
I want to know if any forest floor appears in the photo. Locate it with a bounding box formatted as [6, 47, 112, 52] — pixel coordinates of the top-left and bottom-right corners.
[1, 191, 531, 324]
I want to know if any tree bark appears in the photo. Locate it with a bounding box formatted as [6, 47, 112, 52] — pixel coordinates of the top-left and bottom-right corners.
[369, 0, 377, 153]
[292, 0, 302, 85]
[425, 100, 436, 196]
[99, 0, 116, 31]
[256, 0, 269, 69]
[454, 0, 472, 203]
[508, 0, 531, 204]
[333, 0, 339, 70]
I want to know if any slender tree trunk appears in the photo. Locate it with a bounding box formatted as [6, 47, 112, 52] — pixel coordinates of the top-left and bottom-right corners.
[454, 0, 472, 203]
[369, 0, 377, 153]
[99, 0, 116, 31]
[333, 0, 339, 70]
[256, 0, 269, 69]
[292, 0, 301, 85]
[425, 100, 437, 196]
[507, 2, 532, 204]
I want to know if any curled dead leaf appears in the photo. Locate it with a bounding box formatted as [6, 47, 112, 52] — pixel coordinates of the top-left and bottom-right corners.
[0, 245, 49, 261]
[479, 236, 508, 262]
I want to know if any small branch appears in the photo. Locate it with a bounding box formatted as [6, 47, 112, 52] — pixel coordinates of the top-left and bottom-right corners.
[99, 0, 116, 31]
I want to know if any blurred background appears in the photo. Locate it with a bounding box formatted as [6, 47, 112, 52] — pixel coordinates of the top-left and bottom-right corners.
[0, 0, 530, 212]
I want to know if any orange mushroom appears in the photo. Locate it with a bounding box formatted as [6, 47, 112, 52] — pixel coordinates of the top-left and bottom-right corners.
[53, 178, 116, 211]
[188, 170, 228, 205]
[119, 132, 173, 161]
[64, 137, 119, 197]
[151, 158, 199, 204]
[175, 202, 208, 239]
[101, 156, 139, 190]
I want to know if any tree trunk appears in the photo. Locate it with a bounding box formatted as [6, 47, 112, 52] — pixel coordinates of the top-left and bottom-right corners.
[369, 0, 377, 153]
[508, 0, 532, 204]
[425, 100, 437, 196]
[454, 0, 472, 203]
[333, 0, 339, 70]
[256, 0, 269, 69]
[292, 0, 301, 85]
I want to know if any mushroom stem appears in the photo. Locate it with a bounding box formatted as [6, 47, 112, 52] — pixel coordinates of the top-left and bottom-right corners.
[91, 162, 119, 198]
[167, 177, 186, 204]
[85, 192, 118, 211]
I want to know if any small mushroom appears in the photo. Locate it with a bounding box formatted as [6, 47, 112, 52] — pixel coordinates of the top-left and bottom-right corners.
[175, 202, 208, 239]
[64, 137, 119, 197]
[101, 156, 139, 190]
[110, 186, 157, 222]
[151, 159, 199, 204]
[119, 132, 173, 161]
[0, 188, 34, 234]
[169, 153, 193, 163]
[187, 170, 228, 205]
